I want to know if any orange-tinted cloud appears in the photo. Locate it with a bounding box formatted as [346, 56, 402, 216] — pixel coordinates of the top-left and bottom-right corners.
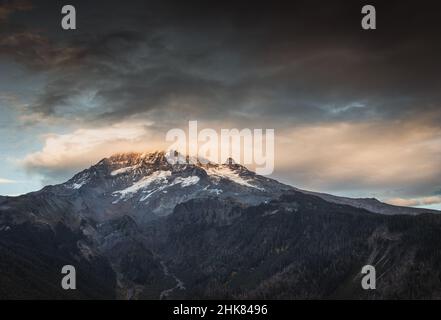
[20, 122, 167, 183]
[273, 117, 441, 198]
[0, 178, 16, 184]
[386, 196, 441, 207]
[19, 116, 441, 205]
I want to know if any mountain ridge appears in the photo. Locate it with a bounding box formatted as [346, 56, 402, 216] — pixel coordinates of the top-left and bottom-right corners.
[1, 150, 441, 299]
[60, 150, 441, 217]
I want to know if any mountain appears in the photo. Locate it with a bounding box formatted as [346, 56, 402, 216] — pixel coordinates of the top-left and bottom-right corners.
[1, 151, 441, 299]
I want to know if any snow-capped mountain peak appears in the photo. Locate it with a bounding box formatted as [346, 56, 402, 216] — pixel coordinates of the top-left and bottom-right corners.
[60, 151, 286, 221]
[59, 151, 439, 223]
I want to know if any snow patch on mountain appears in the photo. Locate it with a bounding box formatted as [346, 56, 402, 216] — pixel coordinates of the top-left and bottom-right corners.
[112, 170, 171, 202]
[111, 166, 138, 176]
[207, 166, 264, 191]
[209, 188, 223, 195]
[137, 175, 200, 202]
[173, 176, 200, 187]
[67, 172, 90, 189]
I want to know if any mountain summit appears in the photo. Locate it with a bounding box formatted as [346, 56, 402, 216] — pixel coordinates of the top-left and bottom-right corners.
[58, 151, 289, 223]
[60, 151, 438, 222]
[0, 151, 441, 299]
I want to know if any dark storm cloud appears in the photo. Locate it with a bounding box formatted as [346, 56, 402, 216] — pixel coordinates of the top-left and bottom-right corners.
[1, 0, 439, 204]
[1, 0, 441, 127]
[0, 0, 32, 22]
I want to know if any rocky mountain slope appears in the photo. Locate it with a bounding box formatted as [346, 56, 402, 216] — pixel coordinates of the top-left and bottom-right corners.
[0, 151, 440, 299]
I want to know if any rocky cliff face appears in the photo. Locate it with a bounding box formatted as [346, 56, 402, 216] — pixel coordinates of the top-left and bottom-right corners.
[0, 151, 440, 299]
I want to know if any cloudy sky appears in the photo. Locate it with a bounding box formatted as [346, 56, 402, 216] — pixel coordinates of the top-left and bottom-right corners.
[0, 0, 440, 209]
